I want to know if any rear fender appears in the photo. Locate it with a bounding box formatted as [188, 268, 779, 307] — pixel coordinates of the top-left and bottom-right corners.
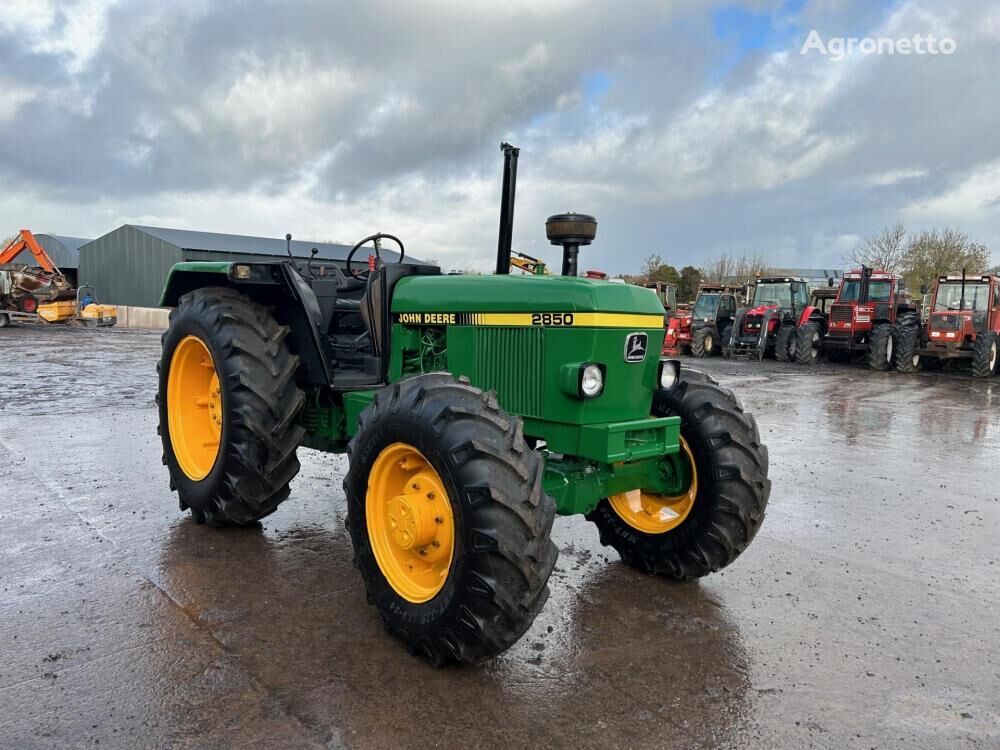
[160, 261, 333, 387]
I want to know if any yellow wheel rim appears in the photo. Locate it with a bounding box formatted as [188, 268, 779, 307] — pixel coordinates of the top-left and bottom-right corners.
[167, 335, 223, 481]
[366, 443, 455, 603]
[609, 436, 698, 534]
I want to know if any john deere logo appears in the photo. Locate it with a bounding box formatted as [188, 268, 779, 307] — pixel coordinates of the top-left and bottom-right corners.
[624, 332, 647, 362]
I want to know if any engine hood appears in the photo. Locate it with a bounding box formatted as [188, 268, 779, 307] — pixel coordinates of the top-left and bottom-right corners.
[392, 274, 666, 316]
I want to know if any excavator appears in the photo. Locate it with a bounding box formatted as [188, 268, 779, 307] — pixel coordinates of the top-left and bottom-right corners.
[0, 229, 116, 327]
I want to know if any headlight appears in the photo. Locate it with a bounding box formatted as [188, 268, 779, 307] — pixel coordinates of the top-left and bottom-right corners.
[232, 264, 252, 280]
[659, 359, 680, 390]
[580, 363, 605, 398]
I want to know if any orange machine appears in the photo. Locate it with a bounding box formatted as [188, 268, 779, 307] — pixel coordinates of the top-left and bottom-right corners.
[0, 229, 60, 273]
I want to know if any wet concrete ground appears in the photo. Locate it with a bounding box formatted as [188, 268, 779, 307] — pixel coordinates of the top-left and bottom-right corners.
[1, 324, 998, 749]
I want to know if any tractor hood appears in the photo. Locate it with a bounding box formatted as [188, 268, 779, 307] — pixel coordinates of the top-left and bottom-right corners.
[745, 302, 780, 317]
[392, 274, 665, 317]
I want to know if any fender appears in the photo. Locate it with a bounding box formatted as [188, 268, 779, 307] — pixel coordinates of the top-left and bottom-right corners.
[160, 261, 333, 386]
[797, 304, 821, 327]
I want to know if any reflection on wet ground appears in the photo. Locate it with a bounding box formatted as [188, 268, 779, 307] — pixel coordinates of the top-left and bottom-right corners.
[1, 325, 998, 748]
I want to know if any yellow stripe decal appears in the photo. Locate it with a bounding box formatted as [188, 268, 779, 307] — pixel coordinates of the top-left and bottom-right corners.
[396, 312, 664, 328]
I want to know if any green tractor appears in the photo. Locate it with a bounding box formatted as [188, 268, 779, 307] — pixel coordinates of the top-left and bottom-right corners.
[155, 144, 770, 665]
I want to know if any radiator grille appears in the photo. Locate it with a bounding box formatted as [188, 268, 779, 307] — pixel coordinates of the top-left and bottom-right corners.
[830, 304, 853, 323]
[742, 314, 762, 334]
[474, 327, 545, 416]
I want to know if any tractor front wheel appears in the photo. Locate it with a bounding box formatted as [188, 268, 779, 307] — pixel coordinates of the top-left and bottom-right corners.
[344, 373, 558, 665]
[794, 321, 822, 365]
[587, 370, 770, 578]
[868, 323, 894, 371]
[972, 332, 998, 378]
[0, 312, 9, 328]
[774, 324, 796, 362]
[894, 325, 922, 374]
[690, 327, 716, 358]
[157, 287, 306, 526]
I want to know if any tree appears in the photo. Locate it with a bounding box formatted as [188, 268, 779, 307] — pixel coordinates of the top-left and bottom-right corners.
[848, 224, 908, 273]
[679, 266, 702, 300]
[649, 263, 680, 285]
[903, 228, 991, 293]
[700, 252, 770, 285]
[641, 254, 664, 279]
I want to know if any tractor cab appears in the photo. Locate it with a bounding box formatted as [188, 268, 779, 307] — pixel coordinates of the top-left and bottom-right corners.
[925, 275, 1000, 351]
[686, 285, 740, 358]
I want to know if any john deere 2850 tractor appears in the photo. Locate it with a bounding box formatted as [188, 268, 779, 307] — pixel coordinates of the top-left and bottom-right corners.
[156, 145, 770, 665]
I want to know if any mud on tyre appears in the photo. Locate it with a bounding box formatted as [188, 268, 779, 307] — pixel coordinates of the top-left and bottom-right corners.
[587, 370, 770, 578]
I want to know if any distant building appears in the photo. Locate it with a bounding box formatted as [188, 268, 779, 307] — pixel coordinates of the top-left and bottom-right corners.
[79, 225, 426, 308]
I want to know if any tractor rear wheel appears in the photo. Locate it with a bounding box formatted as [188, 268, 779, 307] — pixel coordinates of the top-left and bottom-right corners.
[690, 327, 716, 357]
[587, 369, 770, 578]
[972, 332, 998, 378]
[794, 321, 822, 365]
[894, 325, 922, 374]
[157, 287, 306, 527]
[775, 324, 796, 362]
[344, 373, 558, 665]
[868, 323, 894, 371]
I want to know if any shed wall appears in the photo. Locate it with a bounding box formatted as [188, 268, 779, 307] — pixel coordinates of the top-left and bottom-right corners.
[79, 226, 183, 307]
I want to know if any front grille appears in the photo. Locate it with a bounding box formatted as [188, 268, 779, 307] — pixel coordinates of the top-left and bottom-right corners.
[474, 327, 544, 416]
[743, 315, 762, 334]
[830, 304, 853, 323]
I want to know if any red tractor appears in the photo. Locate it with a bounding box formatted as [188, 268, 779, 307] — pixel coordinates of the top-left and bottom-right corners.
[794, 267, 917, 370]
[724, 276, 817, 360]
[895, 273, 1000, 377]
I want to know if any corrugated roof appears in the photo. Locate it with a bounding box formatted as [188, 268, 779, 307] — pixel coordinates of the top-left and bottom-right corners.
[43, 235, 93, 254]
[130, 225, 416, 263]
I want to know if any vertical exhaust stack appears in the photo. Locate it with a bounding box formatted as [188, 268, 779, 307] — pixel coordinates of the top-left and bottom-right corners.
[495, 142, 520, 275]
[546, 212, 597, 277]
[859, 265, 872, 304]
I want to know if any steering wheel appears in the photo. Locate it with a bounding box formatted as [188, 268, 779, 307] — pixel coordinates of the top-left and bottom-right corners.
[345, 233, 405, 279]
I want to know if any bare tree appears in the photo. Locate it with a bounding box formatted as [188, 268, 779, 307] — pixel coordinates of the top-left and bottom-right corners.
[903, 228, 992, 293]
[848, 224, 908, 273]
[701, 252, 770, 285]
[641, 254, 664, 279]
[699, 253, 734, 284]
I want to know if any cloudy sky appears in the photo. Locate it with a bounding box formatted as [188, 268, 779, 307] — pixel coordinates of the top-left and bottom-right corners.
[1, 0, 997, 273]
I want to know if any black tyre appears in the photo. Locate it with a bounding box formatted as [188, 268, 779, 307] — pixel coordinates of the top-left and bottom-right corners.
[587, 369, 770, 578]
[690, 326, 717, 358]
[774, 324, 796, 362]
[0, 312, 9, 328]
[344, 373, 558, 665]
[794, 321, 822, 365]
[157, 287, 306, 527]
[972, 332, 998, 378]
[720, 323, 733, 350]
[867, 323, 894, 371]
[894, 325, 922, 374]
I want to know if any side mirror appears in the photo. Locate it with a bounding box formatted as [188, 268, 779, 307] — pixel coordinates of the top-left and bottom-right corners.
[920, 284, 928, 295]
